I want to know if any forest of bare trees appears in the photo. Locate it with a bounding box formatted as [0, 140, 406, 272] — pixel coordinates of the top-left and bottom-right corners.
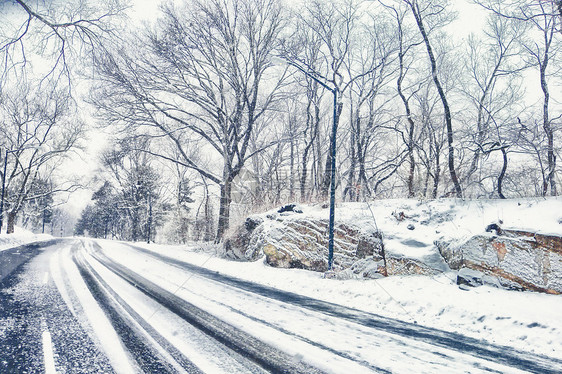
[1, 0, 561, 242]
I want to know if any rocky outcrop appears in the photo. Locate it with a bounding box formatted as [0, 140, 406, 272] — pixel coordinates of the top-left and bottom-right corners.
[224, 203, 562, 293]
[223, 207, 385, 272]
[223, 216, 264, 261]
[440, 229, 562, 294]
[255, 218, 384, 272]
[224, 208, 441, 277]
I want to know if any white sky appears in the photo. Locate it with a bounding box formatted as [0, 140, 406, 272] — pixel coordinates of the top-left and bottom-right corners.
[450, 0, 488, 40]
[129, 0, 163, 24]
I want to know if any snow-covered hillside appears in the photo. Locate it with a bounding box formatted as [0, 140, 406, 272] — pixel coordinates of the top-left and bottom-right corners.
[265, 197, 562, 264]
[136, 197, 562, 361]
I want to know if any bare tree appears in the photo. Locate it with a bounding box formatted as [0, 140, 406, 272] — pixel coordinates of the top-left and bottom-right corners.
[282, 0, 358, 198]
[0, 82, 84, 233]
[410, 79, 447, 198]
[460, 15, 528, 196]
[0, 0, 125, 85]
[280, 19, 326, 202]
[475, 0, 560, 196]
[528, 7, 559, 196]
[381, 1, 425, 197]
[92, 0, 287, 241]
[403, 0, 462, 197]
[300, 76, 324, 201]
[341, 7, 397, 202]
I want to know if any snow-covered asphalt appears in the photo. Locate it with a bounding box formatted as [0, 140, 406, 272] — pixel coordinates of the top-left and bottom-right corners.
[1, 238, 561, 373]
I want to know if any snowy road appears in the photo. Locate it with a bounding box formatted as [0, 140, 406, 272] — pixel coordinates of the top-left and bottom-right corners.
[1, 239, 561, 373]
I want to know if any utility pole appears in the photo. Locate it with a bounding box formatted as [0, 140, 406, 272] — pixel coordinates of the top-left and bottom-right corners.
[147, 191, 153, 244]
[0, 149, 10, 234]
[274, 57, 340, 271]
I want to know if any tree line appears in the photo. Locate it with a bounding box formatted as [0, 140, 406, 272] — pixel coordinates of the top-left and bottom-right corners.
[1, 0, 561, 243]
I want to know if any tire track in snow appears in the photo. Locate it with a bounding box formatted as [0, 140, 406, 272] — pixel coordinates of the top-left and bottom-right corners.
[190, 292, 391, 373]
[72, 244, 201, 373]
[59, 244, 137, 374]
[87, 243, 326, 374]
[122, 242, 562, 374]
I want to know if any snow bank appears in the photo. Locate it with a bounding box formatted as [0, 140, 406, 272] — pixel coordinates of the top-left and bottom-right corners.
[0, 226, 53, 252]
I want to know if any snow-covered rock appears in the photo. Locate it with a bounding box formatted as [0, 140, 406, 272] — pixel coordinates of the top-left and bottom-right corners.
[223, 216, 264, 261]
[224, 207, 384, 271]
[440, 229, 562, 294]
[254, 217, 383, 272]
[224, 198, 562, 292]
[224, 207, 441, 276]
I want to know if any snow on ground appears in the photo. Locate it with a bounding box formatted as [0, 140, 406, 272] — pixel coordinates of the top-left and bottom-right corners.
[129, 197, 562, 361]
[0, 226, 52, 251]
[95, 239, 529, 373]
[59, 243, 137, 373]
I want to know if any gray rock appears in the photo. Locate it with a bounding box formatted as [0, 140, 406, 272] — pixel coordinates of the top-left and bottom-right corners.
[441, 230, 562, 294]
[257, 219, 384, 272]
[436, 240, 463, 270]
[457, 268, 484, 288]
[223, 216, 265, 261]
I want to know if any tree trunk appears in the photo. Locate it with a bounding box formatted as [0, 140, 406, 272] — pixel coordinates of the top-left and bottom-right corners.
[289, 134, 295, 201]
[358, 148, 369, 201]
[7, 211, 16, 234]
[540, 41, 557, 196]
[215, 179, 232, 242]
[465, 105, 485, 187]
[397, 35, 416, 198]
[432, 142, 440, 199]
[320, 100, 343, 198]
[410, 2, 462, 198]
[131, 209, 139, 242]
[147, 194, 152, 243]
[314, 126, 323, 198]
[274, 169, 281, 204]
[498, 147, 508, 199]
[407, 131, 415, 198]
[300, 94, 321, 201]
[344, 113, 358, 202]
[423, 166, 431, 198]
[300, 153, 309, 201]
